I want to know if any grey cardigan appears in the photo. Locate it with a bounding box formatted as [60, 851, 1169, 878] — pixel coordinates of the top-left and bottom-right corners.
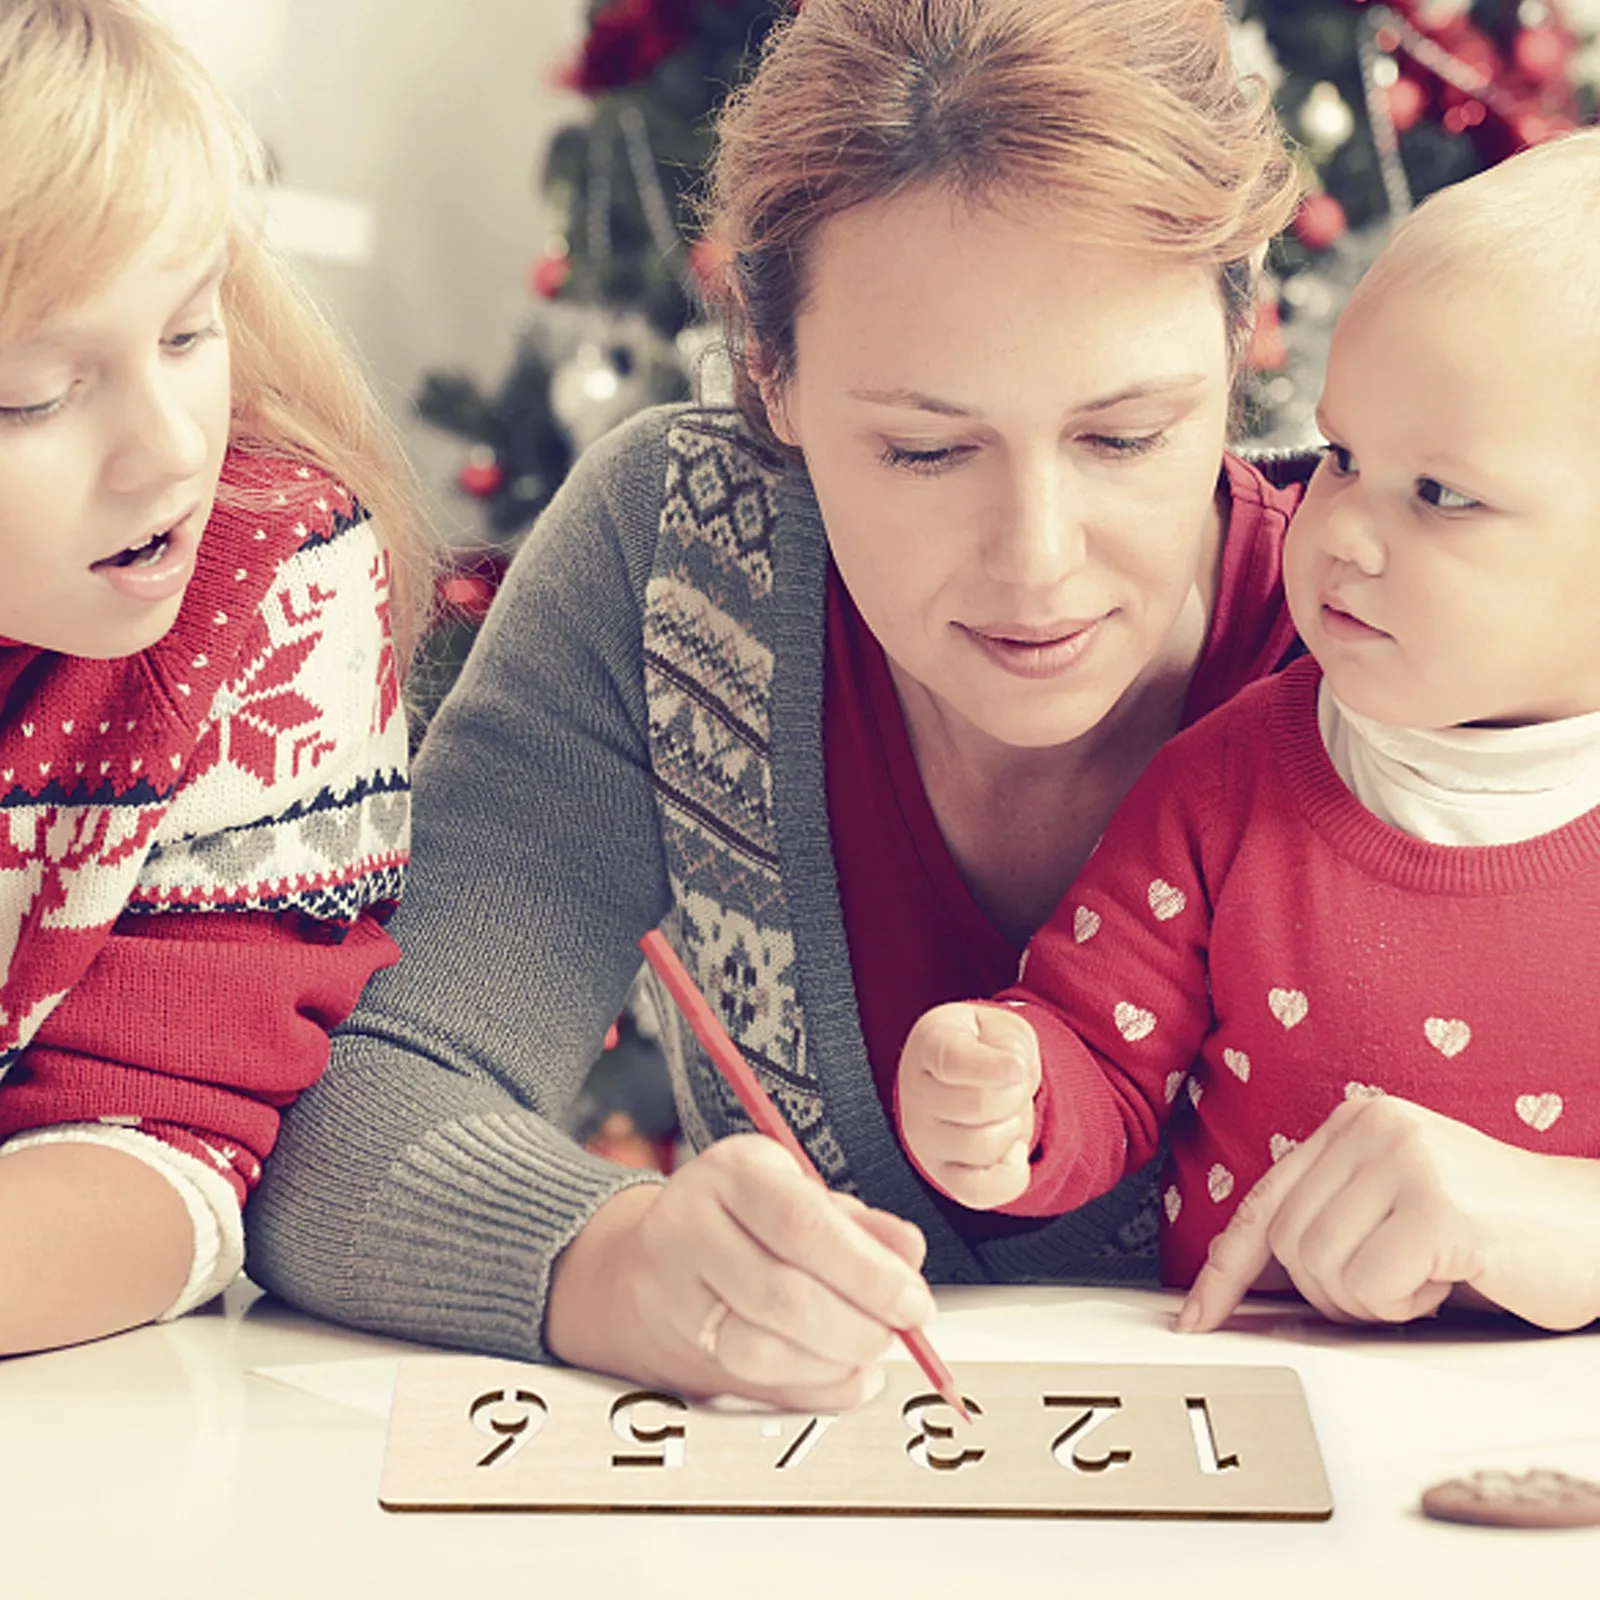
[247, 405, 1161, 1361]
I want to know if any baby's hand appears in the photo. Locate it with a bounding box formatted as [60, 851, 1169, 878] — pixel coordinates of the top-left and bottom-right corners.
[897, 1002, 1041, 1210]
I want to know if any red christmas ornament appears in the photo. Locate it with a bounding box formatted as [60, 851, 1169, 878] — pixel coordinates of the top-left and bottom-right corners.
[1293, 192, 1347, 253]
[1513, 108, 1575, 148]
[1385, 74, 1428, 133]
[1441, 99, 1487, 134]
[1512, 25, 1573, 88]
[562, 0, 699, 95]
[687, 233, 734, 294]
[456, 456, 504, 499]
[530, 253, 571, 299]
[440, 572, 499, 624]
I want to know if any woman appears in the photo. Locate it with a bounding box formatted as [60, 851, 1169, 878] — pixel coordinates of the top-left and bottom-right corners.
[249, 0, 1308, 1405]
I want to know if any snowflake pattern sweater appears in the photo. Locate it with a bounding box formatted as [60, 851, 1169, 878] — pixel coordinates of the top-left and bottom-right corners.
[998, 655, 1600, 1287]
[0, 450, 408, 1314]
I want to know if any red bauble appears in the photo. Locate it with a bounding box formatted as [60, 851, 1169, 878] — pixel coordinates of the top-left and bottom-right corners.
[530, 253, 571, 300]
[1513, 108, 1575, 148]
[564, 0, 697, 94]
[440, 573, 499, 623]
[1513, 25, 1573, 87]
[1385, 75, 1427, 133]
[1293, 193, 1347, 252]
[1441, 99, 1487, 134]
[456, 458, 504, 499]
[687, 233, 734, 294]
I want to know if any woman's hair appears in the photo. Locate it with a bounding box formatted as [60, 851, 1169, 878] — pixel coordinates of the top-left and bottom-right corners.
[0, 0, 433, 659]
[704, 0, 1303, 446]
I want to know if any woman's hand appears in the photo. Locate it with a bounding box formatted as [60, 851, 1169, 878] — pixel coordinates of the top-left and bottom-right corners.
[896, 1002, 1040, 1210]
[544, 1134, 935, 1411]
[1179, 1095, 1600, 1334]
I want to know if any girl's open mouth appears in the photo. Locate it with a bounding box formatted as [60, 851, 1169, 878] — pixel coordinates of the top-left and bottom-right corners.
[90, 510, 198, 602]
[95, 529, 173, 570]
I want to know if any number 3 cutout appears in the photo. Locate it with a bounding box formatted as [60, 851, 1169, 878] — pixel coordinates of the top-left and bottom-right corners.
[902, 1393, 985, 1472]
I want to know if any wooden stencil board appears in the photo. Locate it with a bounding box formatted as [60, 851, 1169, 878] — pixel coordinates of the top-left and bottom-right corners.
[380, 1358, 1332, 1520]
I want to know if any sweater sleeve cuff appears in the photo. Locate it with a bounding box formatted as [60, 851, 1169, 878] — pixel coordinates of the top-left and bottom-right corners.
[254, 1104, 666, 1364]
[0, 1123, 243, 1319]
[991, 999, 1129, 1218]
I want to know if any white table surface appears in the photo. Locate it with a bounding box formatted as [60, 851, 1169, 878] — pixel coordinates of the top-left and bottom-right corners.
[4, 1280, 1597, 1600]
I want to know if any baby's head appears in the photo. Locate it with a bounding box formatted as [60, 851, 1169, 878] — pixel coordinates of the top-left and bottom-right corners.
[1283, 130, 1600, 730]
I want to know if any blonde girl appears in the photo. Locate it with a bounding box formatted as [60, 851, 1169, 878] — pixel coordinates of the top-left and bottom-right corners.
[0, 0, 432, 1353]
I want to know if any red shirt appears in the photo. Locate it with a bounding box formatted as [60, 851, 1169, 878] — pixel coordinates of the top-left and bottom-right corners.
[996, 657, 1600, 1285]
[823, 454, 1302, 1232]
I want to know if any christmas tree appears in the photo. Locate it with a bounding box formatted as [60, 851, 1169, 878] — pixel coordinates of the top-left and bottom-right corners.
[419, 0, 1600, 552]
[416, 0, 790, 550]
[1237, 0, 1600, 444]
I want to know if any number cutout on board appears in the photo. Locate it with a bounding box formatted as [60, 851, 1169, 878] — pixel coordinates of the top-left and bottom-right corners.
[609, 1391, 688, 1469]
[467, 1388, 547, 1468]
[382, 1359, 1332, 1519]
[901, 1394, 985, 1473]
[1044, 1395, 1132, 1475]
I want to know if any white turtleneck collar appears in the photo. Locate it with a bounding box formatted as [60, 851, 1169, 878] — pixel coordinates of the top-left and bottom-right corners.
[1318, 680, 1600, 847]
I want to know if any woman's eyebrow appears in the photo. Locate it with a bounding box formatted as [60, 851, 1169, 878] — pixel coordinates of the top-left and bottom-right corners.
[847, 373, 1208, 419]
[846, 386, 975, 417]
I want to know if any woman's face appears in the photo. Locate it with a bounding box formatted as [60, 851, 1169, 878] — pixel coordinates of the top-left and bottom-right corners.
[766, 185, 1232, 753]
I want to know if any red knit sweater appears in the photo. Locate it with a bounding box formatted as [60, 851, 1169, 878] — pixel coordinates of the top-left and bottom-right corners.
[0, 451, 406, 1211]
[996, 656, 1600, 1285]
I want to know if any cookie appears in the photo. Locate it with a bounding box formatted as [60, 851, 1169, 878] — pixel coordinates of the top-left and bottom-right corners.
[1421, 1469, 1600, 1529]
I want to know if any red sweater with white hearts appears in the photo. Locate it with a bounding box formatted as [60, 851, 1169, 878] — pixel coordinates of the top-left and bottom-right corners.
[0, 449, 407, 1213]
[994, 656, 1600, 1287]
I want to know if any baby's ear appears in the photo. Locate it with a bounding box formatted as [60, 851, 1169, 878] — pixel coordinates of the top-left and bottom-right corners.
[745, 337, 799, 447]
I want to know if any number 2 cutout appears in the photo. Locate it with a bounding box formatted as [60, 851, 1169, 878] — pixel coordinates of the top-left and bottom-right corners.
[1044, 1395, 1131, 1475]
[468, 1388, 549, 1467]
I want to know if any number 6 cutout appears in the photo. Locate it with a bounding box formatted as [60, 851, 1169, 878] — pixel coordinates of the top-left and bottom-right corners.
[467, 1388, 549, 1467]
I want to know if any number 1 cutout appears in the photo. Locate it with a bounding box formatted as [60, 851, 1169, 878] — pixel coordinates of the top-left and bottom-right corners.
[1185, 1396, 1240, 1474]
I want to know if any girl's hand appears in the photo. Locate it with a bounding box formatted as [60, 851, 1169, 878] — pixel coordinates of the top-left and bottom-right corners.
[1178, 1095, 1600, 1334]
[544, 1134, 934, 1412]
[897, 1002, 1040, 1210]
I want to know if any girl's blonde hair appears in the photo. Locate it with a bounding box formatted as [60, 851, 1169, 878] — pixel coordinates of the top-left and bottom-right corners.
[0, 0, 434, 659]
[704, 0, 1303, 446]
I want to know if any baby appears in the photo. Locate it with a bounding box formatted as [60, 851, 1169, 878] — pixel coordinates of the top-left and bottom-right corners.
[897, 130, 1600, 1334]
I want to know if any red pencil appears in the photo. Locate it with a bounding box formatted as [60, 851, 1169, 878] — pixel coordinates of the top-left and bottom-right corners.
[639, 929, 970, 1422]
